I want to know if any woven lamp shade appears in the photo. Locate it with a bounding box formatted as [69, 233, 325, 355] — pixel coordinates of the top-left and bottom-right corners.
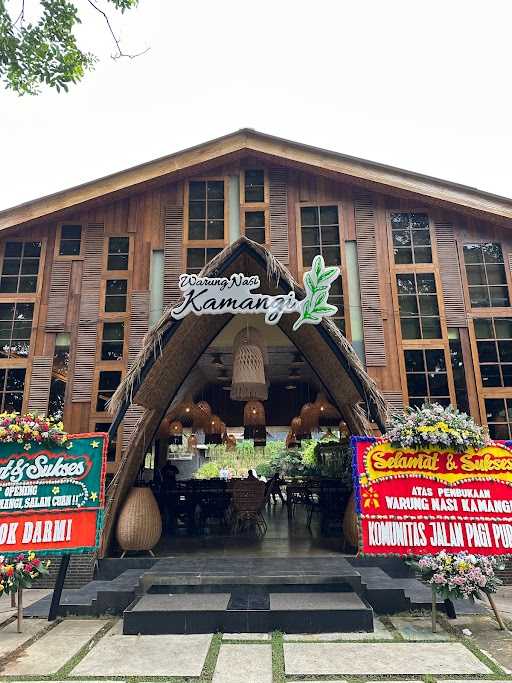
[244, 400, 266, 426]
[205, 414, 223, 444]
[290, 416, 302, 434]
[116, 485, 162, 554]
[178, 399, 196, 427]
[231, 343, 268, 401]
[314, 392, 341, 427]
[300, 402, 318, 432]
[187, 433, 198, 451]
[194, 400, 212, 430]
[339, 421, 349, 438]
[169, 420, 183, 445]
[286, 431, 299, 448]
[226, 434, 237, 450]
[233, 326, 269, 366]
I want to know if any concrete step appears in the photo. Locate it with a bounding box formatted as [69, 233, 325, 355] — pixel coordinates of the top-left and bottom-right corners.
[123, 589, 373, 635]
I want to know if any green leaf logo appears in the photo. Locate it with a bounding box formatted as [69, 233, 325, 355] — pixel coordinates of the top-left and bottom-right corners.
[293, 255, 341, 331]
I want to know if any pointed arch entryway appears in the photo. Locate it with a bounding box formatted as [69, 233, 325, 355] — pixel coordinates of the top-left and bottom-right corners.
[101, 237, 387, 555]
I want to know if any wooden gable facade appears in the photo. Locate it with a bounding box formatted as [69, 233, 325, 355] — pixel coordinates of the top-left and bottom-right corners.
[1, 130, 512, 477]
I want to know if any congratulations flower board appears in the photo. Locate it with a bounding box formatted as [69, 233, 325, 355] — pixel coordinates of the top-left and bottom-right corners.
[352, 437, 512, 556]
[0, 433, 107, 554]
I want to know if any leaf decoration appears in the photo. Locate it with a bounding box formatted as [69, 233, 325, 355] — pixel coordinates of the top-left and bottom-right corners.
[293, 255, 340, 331]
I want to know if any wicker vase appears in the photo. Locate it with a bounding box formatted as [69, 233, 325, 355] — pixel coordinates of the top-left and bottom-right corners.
[342, 492, 359, 550]
[116, 485, 162, 556]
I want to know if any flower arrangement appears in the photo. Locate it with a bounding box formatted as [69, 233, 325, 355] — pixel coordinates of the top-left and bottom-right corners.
[386, 403, 487, 451]
[0, 413, 68, 448]
[0, 552, 50, 596]
[410, 551, 504, 601]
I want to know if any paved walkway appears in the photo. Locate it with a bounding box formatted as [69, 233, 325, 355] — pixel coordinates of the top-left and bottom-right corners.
[0, 590, 510, 683]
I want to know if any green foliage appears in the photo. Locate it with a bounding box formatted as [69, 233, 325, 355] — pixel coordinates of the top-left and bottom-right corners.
[0, 0, 139, 95]
[194, 461, 221, 480]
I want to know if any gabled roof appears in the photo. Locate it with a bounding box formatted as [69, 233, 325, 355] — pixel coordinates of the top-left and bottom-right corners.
[2, 128, 512, 231]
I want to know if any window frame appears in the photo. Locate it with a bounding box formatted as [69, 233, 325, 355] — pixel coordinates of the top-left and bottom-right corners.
[0, 238, 46, 298]
[395, 271, 442, 341]
[90, 419, 122, 473]
[295, 201, 350, 339]
[54, 223, 83, 260]
[99, 320, 126, 363]
[240, 168, 270, 246]
[389, 211, 434, 265]
[459, 240, 512, 312]
[399, 345, 456, 408]
[0, 301, 36, 360]
[103, 234, 132, 274]
[184, 177, 228, 247]
[92, 368, 123, 415]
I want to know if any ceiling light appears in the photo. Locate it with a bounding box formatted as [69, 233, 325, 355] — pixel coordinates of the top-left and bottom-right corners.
[285, 383, 296, 390]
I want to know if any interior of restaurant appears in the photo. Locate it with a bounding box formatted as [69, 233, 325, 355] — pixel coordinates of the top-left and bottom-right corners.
[132, 315, 357, 558]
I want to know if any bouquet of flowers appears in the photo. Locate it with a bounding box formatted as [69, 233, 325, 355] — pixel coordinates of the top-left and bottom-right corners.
[0, 552, 50, 596]
[410, 551, 504, 601]
[0, 413, 68, 447]
[386, 403, 487, 451]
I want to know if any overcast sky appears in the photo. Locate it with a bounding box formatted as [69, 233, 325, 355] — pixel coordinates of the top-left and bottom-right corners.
[0, 0, 510, 211]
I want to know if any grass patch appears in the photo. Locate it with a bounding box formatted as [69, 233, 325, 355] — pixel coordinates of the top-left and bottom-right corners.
[271, 630, 285, 683]
[199, 631, 222, 683]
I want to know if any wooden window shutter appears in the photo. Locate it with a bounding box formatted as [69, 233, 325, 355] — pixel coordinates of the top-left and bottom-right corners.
[27, 356, 53, 415]
[434, 220, 467, 327]
[163, 205, 184, 310]
[269, 168, 289, 265]
[121, 290, 150, 454]
[71, 223, 104, 402]
[45, 261, 71, 331]
[382, 391, 404, 417]
[354, 194, 386, 366]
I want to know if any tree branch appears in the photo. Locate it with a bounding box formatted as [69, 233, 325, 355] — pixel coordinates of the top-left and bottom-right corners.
[85, 0, 149, 59]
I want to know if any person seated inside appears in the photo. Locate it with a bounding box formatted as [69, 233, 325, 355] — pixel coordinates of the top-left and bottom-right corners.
[161, 460, 180, 490]
[247, 468, 266, 482]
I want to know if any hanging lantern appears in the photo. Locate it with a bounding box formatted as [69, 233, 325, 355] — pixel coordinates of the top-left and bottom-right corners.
[233, 327, 268, 366]
[291, 416, 302, 434]
[299, 402, 317, 437]
[178, 399, 196, 427]
[231, 344, 267, 401]
[226, 434, 237, 450]
[205, 414, 223, 444]
[286, 431, 299, 449]
[169, 420, 183, 445]
[243, 400, 266, 439]
[194, 400, 212, 430]
[253, 425, 266, 448]
[187, 433, 198, 451]
[156, 416, 170, 439]
[314, 392, 341, 427]
[339, 421, 349, 440]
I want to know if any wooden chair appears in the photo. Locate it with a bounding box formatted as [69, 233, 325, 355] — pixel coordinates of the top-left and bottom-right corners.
[230, 479, 267, 536]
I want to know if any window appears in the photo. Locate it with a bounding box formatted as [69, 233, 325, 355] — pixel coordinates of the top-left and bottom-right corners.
[0, 242, 41, 293]
[0, 303, 34, 358]
[101, 322, 124, 361]
[58, 224, 81, 256]
[94, 422, 117, 462]
[391, 212, 432, 264]
[48, 333, 70, 421]
[244, 211, 266, 244]
[0, 368, 25, 412]
[107, 237, 129, 270]
[105, 279, 127, 312]
[463, 242, 510, 308]
[300, 205, 341, 268]
[186, 247, 222, 275]
[396, 273, 441, 339]
[404, 349, 450, 408]
[96, 370, 121, 412]
[474, 317, 512, 387]
[244, 169, 265, 203]
[485, 398, 512, 439]
[448, 332, 470, 414]
[188, 180, 225, 241]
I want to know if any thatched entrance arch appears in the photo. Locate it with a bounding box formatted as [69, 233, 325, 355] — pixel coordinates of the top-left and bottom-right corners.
[102, 237, 387, 555]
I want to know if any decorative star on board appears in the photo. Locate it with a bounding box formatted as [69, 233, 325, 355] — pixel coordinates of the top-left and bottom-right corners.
[66, 442, 73, 449]
[23, 443, 32, 450]
[52, 486, 60, 495]
[90, 440, 100, 449]
[90, 491, 98, 501]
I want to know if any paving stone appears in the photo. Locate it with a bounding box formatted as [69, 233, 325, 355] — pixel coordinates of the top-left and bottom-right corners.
[72, 632, 212, 677]
[284, 642, 492, 676]
[390, 616, 453, 640]
[1, 619, 107, 675]
[450, 614, 512, 672]
[0, 619, 50, 659]
[213, 644, 272, 683]
[284, 617, 393, 641]
[223, 632, 270, 640]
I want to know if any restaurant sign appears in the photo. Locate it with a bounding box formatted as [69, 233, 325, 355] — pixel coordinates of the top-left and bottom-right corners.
[171, 255, 340, 330]
[0, 434, 107, 554]
[352, 437, 512, 556]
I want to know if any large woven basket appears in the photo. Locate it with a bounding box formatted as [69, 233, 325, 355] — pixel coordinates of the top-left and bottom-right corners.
[342, 492, 359, 550]
[116, 485, 162, 553]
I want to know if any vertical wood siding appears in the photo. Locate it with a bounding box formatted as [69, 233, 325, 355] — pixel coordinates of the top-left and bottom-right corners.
[269, 168, 289, 265]
[27, 356, 53, 415]
[434, 220, 467, 327]
[163, 205, 183, 310]
[45, 261, 72, 331]
[71, 223, 104, 402]
[354, 194, 386, 366]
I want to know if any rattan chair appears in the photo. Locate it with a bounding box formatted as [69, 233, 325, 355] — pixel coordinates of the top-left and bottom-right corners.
[230, 479, 267, 536]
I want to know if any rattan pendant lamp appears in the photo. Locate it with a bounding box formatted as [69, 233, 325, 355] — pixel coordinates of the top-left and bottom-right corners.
[205, 414, 223, 444]
[168, 420, 183, 445]
[243, 400, 266, 440]
[231, 327, 268, 401]
[314, 392, 341, 427]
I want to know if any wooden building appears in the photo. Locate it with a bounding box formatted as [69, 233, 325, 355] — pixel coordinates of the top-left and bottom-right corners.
[1, 129, 512, 519]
